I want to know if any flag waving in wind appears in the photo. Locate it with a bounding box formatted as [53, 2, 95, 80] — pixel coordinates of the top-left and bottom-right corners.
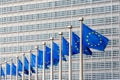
[62, 37, 69, 61]
[38, 48, 51, 69]
[24, 56, 35, 73]
[30, 53, 36, 67]
[82, 23, 109, 51]
[52, 42, 59, 66]
[72, 32, 92, 55]
[0, 67, 5, 76]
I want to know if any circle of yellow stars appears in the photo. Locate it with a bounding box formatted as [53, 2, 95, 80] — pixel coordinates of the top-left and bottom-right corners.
[86, 32, 103, 47]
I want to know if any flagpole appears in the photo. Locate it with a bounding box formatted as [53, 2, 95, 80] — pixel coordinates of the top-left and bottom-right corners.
[35, 46, 38, 80]
[67, 26, 72, 80]
[22, 53, 25, 80]
[16, 56, 18, 80]
[58, 32, 63, 80]
[10, 59, 12, 80]
[42, 42, 46, 80]
[28, 50, 31, 80]
[79, 17, 84, 80]
[5, 61, 7, 80]
[50, 37, 54, 80]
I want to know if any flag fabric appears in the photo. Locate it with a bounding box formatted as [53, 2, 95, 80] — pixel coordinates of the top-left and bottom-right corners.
[30, 53, 36, 67]
[62, 37, 69, 56]
[45, 46, 51, 66]
[38, 46, 51, 68]
[24, 56, 35, 73]
[23, 57, 29, 75]
[38, 50, 43, 68]
[82, 23, 109, 51]
[52, 42, 59, 66]
[12, 63, 16, 76]
[18, 58, 31, 75]
[6, 63, 10, 75]
[72, 32, 80, 54]
[62, 37, 69, 61]
[0, 67, 5, 76]
[72, 32, 92, 55]
[5, 63, 21, 76]
[18, 59, 22, 72]
[12, 63, 21, 76]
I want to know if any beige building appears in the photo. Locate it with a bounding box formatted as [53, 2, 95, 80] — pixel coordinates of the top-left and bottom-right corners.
[0, 0, 120, 80]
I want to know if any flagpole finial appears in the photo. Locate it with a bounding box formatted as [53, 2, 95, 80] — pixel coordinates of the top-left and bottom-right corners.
[28, 49, 32, 53]
[79, 17, 84, 21]
[42, 42, 46, 45]
[50, 37, 54, 40]
[35, 45, 39, 49]
[67, 25, 72, 29]
[11, 58, 13, 62]
[23, 53, 25, 56]
[58, 32, 63, 35]
[16, 55, 18, 58]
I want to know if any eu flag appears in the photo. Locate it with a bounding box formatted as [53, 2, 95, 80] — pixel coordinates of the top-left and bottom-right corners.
[12, 63, 21, 76]
[53, 40, 68, 62]
[38, 47, 51, 69]
[12, 63, 16, 76]
[24, 56, 35, 73]
[45, 46, 51, 66]
[18, 59, 22, 72]
[82, 23, 109, 51]
[52, 42, 59, 66]
[72, 32, 92, 55]
[0, 67, 5, 76]
[62, 37, 69, 61]
[6, 63, 10, 75]
[18, 59, 29, 75]
[72, 32, 80, 55]
[31, 53, 36, 67]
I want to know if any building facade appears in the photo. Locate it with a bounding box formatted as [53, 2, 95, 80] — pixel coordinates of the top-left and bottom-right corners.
[0, 0, 120, 80]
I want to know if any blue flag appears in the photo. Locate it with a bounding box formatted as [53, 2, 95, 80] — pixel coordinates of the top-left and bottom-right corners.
[45, 46, 51, 66]
[82, 23, 109, 51]
[72, 32, 92, 55]
[62, 37, 69, 61]
[24, 57, 29, 74]
[72, 32, 80, 54]
[38, 50, 43, 68]
[24, 56, 35, 73]
[6, 63, 10, 75]
[18, 59, 29, 75]
[38, 46, 51, 69]
[0, 67, 5, 76]
[5, 63, 21, 76]
[12, 63, 16, 76]
[53, 40, 68, 62]
[18, 59, 22, 72]
[12, 63, 21, 76]
[52, 42, 59, 66]
[31, 53, 36, 67]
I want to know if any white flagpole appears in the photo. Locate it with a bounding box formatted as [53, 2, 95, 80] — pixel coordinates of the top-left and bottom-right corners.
[22, 53, 25, 80]
[50, 37, 54, 80]
[35, 46, 38, 80]
[28, 50, 31, 80]
[58, 32, 63, 80]
[67, 26, 72, 80]
[42, 42, 46, 80]
[5, 61, 7, 80]
[79, 17, 84, 80]
[10, 59, 12, 80]
[16, 56, 18, 80]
